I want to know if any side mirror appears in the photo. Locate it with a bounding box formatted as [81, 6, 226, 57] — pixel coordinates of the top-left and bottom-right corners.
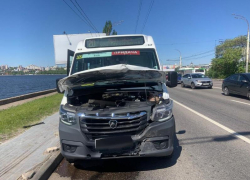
[188, 77, 191, 79]
[56, 78, 64, 93]
[166, 71, 177, 87]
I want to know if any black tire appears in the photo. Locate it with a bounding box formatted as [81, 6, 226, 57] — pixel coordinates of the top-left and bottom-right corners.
[181, 82, 185, 88]
[191, 82, 196, 89]
[247, 92, 250, 100]
[224, 87, 230, 96]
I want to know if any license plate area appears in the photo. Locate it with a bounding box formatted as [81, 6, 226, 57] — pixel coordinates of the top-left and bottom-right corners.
[95, 136, 134, 151]
[203, 83, 209, 85]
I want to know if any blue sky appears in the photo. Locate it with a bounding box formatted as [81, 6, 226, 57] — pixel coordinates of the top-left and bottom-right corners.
[0, 0, 250, 67]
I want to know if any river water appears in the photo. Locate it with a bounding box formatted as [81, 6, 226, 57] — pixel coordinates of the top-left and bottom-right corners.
[0, 75, 66, 100]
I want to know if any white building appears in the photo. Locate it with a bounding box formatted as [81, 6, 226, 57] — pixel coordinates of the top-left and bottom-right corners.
[26, 65, 41, 70]
[51, 65, 58, 70]
[1, 65, 8, 70]
[18, 65, 23, 71]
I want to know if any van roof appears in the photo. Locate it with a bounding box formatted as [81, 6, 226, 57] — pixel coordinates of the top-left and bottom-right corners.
[75, 34, 156, 53]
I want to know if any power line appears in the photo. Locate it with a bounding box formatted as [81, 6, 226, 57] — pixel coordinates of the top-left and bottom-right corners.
[62, 0, 92, 30]
[113, 20, 124, 26]
[74, 0, 99, 33]
[185, 53, 215, 61]
[169, 49, 215, 61]
[69, 0, 98, 33]
[141, 0, 155, 33]
[156, 40, 216, 45]
[166, 53, 214, 62]
[135, 0, 142, 33]
[182, 50, 214, 60]
[156, 37, 237, 46]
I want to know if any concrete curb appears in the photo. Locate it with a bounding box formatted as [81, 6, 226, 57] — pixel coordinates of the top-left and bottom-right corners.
[213, 79, 224, 81]
[0, 89, 57, 106]
[32, 151, 63, 180]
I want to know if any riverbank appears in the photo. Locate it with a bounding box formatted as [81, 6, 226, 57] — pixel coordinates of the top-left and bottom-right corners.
[0, 92, 57, 110]
[0, 93, 63, 142]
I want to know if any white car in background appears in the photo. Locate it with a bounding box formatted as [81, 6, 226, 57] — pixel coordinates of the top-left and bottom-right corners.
[181, 73, 213, 89]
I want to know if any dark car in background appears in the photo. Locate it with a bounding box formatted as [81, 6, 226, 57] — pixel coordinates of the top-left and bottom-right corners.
[177, 74, 182, 84]
[222, 73, 250, 99]
[166, 73, 181, 84]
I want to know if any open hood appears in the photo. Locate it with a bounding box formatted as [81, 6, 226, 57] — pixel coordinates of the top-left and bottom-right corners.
[58, 64, 166, 92]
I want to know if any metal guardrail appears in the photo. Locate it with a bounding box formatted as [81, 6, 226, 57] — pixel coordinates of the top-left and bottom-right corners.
[0, 89, 57, 106]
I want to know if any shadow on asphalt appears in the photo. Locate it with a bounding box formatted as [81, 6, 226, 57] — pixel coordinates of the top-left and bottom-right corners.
[182, 86, 213, 90]
[71, 134, 182, 172]
[220, 93, 249, 101]
[179, 131, 250, 145]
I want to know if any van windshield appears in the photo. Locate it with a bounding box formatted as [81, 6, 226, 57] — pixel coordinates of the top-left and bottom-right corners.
[71, 49, 159, 75]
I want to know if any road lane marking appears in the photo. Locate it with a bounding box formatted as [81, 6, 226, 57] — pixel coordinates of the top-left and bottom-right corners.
[231, 100, 250, 106]
[213, 87, 221, 89]
[172, 99, 250, 144]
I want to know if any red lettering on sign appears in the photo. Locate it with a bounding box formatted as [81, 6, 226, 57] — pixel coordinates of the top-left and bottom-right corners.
[112, 51, 140, 55]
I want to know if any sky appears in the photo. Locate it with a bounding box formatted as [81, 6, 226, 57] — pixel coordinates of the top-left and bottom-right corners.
[0, 0, 250, 67]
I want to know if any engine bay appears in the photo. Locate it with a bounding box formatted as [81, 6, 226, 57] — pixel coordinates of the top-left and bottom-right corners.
[67, 88, 163, 110]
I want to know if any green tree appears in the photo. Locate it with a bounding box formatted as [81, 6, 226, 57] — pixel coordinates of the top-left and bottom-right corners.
[209, 36, 248, 78]
[112, 30, 117, 35]
[216, 36, 246, 58]
[103, 21, 118, 36]
[103, 21, 113, 36]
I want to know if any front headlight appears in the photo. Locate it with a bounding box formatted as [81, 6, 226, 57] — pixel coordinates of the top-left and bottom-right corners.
[60, 106, 76, 125]
[151, 100, 173, 122]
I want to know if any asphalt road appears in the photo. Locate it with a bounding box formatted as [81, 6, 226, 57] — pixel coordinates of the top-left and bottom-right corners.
[49, 80, 250, 180]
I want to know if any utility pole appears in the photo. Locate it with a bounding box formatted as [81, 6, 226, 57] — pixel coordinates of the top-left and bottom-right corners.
[232, 14, 249, 73]
[247, 25, 249, 73]
[175, 49, 182, 68]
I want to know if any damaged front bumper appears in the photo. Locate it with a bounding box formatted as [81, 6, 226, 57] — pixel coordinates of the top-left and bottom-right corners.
[59, 115, 175, 160]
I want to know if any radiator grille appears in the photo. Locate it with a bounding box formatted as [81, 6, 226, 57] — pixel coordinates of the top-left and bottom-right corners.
[80, 112, 147, 140]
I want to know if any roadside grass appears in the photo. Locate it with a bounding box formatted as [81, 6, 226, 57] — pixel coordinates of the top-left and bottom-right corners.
[0, 93, 63, 141]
